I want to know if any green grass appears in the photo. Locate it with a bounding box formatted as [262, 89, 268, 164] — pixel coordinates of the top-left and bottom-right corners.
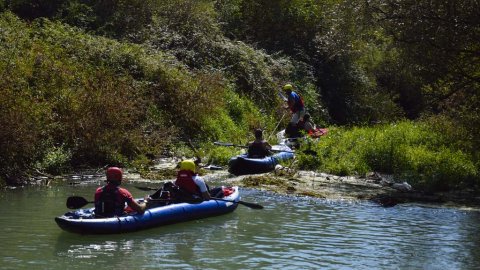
[297, 120, 479, 192]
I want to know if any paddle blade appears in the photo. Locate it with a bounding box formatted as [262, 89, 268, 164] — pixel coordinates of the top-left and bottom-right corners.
[213, 198, 264, 210]
[135, 186, 157, 191]
[66, 196, 91, 209]
[238, 200, 264, 209]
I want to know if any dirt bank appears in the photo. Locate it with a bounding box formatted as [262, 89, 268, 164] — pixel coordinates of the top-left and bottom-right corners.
[220, 166, 480, 208]
[23, 156, 479, 209]
[134, 158, 480, 208]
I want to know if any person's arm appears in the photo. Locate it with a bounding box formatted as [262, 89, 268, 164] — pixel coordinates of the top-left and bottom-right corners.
[128, 199, 147, 213]
[264, 141, 272, 150]
[121, 188, 147, 214]
[287, 96, 295, 111]
[200, 191, 211, 200]
[193, 176, 211, 200]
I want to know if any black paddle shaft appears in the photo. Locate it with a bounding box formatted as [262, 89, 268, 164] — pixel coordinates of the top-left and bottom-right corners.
[213, 141, 294, 153]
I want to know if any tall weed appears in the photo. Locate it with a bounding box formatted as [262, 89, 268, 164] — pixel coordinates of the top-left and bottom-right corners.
[298, 120, 479, 191]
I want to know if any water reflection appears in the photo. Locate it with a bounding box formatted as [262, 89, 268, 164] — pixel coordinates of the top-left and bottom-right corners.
[53, 212, 242, 269]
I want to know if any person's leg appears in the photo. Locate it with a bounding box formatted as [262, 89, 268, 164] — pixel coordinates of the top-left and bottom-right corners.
[291, 111, 301, 124]
[299, 108, 306, 121]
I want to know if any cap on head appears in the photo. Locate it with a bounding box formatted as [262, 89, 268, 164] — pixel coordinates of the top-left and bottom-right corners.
[106, 167, 123, 183]
[283, 84, 293, 92]
[179, 160, 196, 172]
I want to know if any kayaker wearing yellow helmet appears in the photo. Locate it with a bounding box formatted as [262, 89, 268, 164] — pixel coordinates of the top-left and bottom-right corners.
[283, 83, 305, 124]
[175, 160, 211, 200]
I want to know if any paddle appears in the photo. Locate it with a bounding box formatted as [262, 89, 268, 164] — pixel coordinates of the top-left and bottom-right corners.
[268, 112, 286, 141]
[278, 90, 288, 101]
[213, 198, 263, 209]
[135, 186, 158, 192]
[135, 186, 264, 209]
[67, 196, 94, 209]
[213, 141, 294, 154]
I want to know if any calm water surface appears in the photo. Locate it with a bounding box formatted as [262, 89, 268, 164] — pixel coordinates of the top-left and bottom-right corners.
[1, 176, 479, 270]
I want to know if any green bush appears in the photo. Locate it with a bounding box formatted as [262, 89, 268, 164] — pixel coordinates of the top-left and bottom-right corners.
[297, 120, 479, 191]
[205, 145, 240, 166]
[396, 146, 477, 191]
[0, 12, 277, 184]
[35, 145, 72, 175]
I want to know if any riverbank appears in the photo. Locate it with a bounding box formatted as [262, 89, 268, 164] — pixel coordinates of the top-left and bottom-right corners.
[223, 166, 480, 209]
[136, 158, 480, 209]
[12, 157, 480, 209]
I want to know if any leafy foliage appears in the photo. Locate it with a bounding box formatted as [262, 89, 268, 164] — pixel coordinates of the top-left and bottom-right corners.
[0, 12, 265, 183]
[1, 0, 479, 194]
[297, 121, 478, 191]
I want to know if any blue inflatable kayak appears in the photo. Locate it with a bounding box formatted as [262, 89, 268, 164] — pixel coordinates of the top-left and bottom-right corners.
[55, 186, 240, 234]
[228, 145, 294, 176]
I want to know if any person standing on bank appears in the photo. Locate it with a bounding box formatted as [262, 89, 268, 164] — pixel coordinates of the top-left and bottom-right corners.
[94, 167, 147, 217]
[283, 83, 305, 124]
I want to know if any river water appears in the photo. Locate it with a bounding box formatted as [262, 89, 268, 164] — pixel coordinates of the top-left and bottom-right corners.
[1, 172, 479, 270]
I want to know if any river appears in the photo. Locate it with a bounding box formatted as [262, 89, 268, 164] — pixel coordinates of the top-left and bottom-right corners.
[0, 172, 479, 269]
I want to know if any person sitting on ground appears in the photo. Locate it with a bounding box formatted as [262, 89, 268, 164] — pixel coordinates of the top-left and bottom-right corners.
[247, 129, 273, 158]
[301, 113, 316, 134]
[283, 83, 306, 125]
[174, 160, 211, 200]
[94, 167, 146, 217]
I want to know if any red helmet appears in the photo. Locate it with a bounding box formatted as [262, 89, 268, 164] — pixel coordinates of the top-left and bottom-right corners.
[106, 167, 123, 183]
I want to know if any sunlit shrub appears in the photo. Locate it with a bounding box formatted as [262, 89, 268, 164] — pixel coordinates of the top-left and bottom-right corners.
[0, 13, 177, 183]
[395, 146, 477, 191]
[35, 145, 72, 175]
[1, 11, 282, 184]
[298, 121, 479, 191]
[205, 145, 240, 166]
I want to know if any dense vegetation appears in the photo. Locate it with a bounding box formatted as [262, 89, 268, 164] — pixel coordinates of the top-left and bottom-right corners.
[0, 0, 478, 192]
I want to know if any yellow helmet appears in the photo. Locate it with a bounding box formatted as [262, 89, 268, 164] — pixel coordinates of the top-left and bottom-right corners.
[179, 159, 196, 172]
[283, 84, 293, 91]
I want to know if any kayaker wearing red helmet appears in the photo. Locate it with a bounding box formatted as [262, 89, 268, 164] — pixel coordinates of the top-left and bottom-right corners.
[94, 167, 146, 217]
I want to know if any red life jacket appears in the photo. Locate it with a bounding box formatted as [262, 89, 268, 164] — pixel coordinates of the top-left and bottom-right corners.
[175, 170, 200, 195]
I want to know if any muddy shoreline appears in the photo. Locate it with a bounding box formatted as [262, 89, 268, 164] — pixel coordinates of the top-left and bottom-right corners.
[146, 157, 480, 208]
[16, 157, 480, 209]
[224, 168, 480, 209]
